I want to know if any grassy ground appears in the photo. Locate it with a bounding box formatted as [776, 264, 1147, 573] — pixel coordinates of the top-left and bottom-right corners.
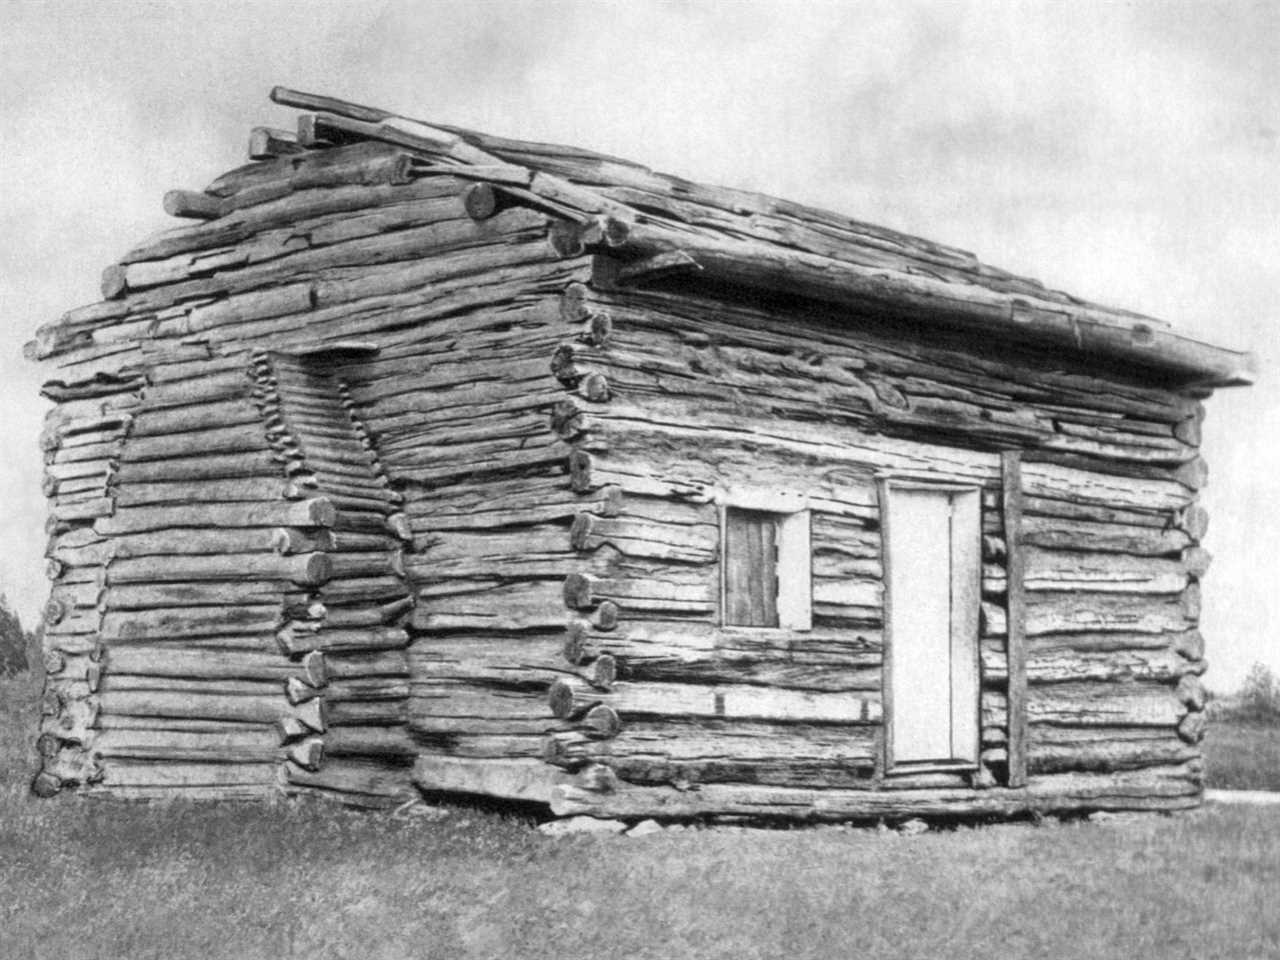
[1204, 718, 1280, 791]
[4, 669, 1280, 960]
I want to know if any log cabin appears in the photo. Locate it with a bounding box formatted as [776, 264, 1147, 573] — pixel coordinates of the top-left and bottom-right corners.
[26, 88, 1255, 821]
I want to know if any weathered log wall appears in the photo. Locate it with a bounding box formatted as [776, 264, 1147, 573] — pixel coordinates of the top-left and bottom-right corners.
[33, 140, 584, 804]
[537, 275, 1209, 816]
[31, 125, 1214, 818]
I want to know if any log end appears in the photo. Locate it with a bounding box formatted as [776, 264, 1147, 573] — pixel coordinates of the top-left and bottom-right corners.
[580, 372, 611, 403]
[297, 552, 333, 587]
[562, 574, 595, 611]
[1174, 629, 1205, 662]
[550, 400, 584, 439]
[568, 450, 594, 493]
[31, 771, 62, 798]
[1177, 710, 1207, 745]
[594, 600, 620, 632]
[162, 189, 224, 220]
[1176, 674, 1207, 712]
[1180, 504, 1210, 543]
[463, 182, 499, 220]
[586, 311, 613, 348]
[550, 343, 580, 386]
[569, 513, 595, 552]
[549, 220, 586, 259]
[563, 621, 590, 666]
[589, 654, 617, 691]
[286, 738, 325, 772]
[1183, 546, 1213, 580]
[548, 678, 576, 719]
[560, 282, 591, 323]
[304, 498, 338, 528]
[386, 512, 413, 542]
[285, 675, 320, 706]
[582, 704, 621, 738]
[100, 264, 128, 301]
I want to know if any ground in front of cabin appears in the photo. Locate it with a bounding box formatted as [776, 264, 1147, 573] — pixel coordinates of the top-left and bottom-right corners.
[3, 670, 1278, 960]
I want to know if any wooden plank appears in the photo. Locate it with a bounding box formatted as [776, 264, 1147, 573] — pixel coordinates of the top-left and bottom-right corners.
[723, 507, 779, 627]
[884, 484, 953, 765]
[1003, 451, 1028, 787]
[949, 488, 980, 765]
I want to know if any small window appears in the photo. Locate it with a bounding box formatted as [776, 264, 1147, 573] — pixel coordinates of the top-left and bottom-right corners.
[720, 500, 811, 630]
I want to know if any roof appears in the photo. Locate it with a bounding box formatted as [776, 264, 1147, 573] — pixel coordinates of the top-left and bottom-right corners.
[33, 87, 1257, 387]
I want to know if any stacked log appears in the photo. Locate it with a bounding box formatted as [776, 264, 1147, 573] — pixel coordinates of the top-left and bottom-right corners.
[257, 352, 416, 807]
[29, 88, 1227, 818]
[533, 278, 1209, 815]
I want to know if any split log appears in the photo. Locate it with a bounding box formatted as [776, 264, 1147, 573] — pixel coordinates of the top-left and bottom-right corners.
[163, 189, 225, 220]
[286, 738, 325, 771]
[112, 450, 281, 484]
[282, 757, 415, 806]
[97, 761, 277, 793]
[1025, 726, 1199, 774]
[412, 756, 552, 803]
[548, 677, 881, 725]
[97, 499, 336, 534]
[98, 606, 281, 642]
[103, 646, 295, 681]
[1020, 516, 1190, 556]
[985, 681, 1185, 727]
[550, 761, 1203, 819]
[249, 126, 306, 159]
[106, 552, 330, 585]
[276, 625, 409, 656]
[323, 726, 415, 758]
[102, 581, 289, 609]
[93, 728, 280, 762]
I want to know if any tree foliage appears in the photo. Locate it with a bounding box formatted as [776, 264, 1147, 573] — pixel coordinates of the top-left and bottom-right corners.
[0, 593, 32, 676]
[1241, 662, 1280, 719]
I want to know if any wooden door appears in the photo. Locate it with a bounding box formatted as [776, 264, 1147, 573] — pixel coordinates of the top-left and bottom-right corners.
[883, 484, 980, 769]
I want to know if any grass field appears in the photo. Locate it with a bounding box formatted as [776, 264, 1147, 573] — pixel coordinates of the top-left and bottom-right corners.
[4, 669, 1279, 960]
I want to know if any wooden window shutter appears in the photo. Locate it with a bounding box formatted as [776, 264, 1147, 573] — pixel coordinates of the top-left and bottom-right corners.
[724, 508, 780, 627]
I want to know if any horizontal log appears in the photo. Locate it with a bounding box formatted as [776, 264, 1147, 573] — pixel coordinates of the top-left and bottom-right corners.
[1020, 516, 1190, 556]
[114, 477, 294, 507]
[550, 761, 1203, 818]
[607, 219, 1252, 385]
[549, 677, 881, 725]
[413, 579, 567, 631]
[1027, 725, 1199, 774]
[1021, 549, 1187, 594]
[276, 625, 410, 656]
[111, 450, 281, 483]
[980, 643, 1200, 685]
[249, 126, 306, 159]
[93, 728, 279, 762]
[96, 499, 336, 533]
[103, 646, 295, 681]
[412, 756, 553, 803]
[120, 423, 272, 462]
[98, 690, 291, 724]
[986, 681, 1185, 727]
[106, 552, 329, 585]
[99, 606, 280, 641]
[101, 581, 289, 609]
[324, 726, 415, 758]
[96, 761, 277, 793]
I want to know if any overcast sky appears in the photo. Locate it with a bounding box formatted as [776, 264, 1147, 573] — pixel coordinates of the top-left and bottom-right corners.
[1, 0, 1274, 688]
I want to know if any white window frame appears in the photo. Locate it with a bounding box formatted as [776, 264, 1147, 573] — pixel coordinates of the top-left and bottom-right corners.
[717, 488, 812, 631]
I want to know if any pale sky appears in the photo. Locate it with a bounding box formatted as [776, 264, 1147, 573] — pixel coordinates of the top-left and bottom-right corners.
[1, 0, 1274, 689]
